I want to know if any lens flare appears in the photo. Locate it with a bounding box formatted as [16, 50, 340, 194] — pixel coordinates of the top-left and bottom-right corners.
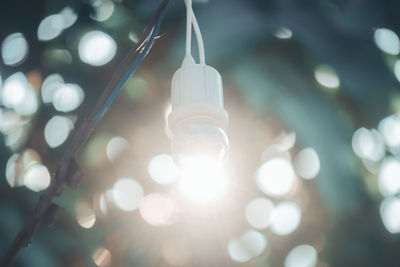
[179, 156, 227, 203]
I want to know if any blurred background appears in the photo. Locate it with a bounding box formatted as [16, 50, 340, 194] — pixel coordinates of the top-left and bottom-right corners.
[1, 0, 400, 266]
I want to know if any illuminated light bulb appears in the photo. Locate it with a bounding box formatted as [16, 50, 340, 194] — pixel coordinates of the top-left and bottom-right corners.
[168, 56, 229, 167]
[171, 123, 229, 166]
[168, 0, 229, 203]
[168, 58, 229, 203]
[178, 155, 227, 203]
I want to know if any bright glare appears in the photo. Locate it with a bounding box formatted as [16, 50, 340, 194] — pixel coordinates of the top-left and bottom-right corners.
[378, 157, 400, 197]
[380, 197, 400, 234]
[270, 200, 302, 235]
[179, 156, 227, 203]
[227, 230, 267, 262]
[294, 148, 320, 179]
[112, 178, 144, 211]
[23, 164, 51, 192]
[106, 136, 129, 163]
[378, 114, 400, 149]
[285, 244, 318, 267]
[314, 64, 340, 89]
[78, 31, 117, 66]
[245, 197, 274, 229]
[92, 247, 112, 267]
[256, 157, 296, 197]
[1, 32, 28, 66]
[44, 116, 74, 148]
[352, 127, 385, 162]
[37, 14, 64, 41]
[148, 154, 179, 184]
[76, 202, 96, 229]
[139, 193, 175, 226]
[52, 83, 84, 112]
[374, 28, 400, 55]
[274, 26, 293, 39]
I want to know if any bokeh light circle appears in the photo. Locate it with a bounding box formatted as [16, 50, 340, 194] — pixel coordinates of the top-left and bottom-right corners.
[92, 247, 111, 266]
[314, 65, 340, 89]
[37, 14, 64, 41]
[293, 148, 320, 179]
[378, 114, 400, 149]
[112, 178, 144, 211]
[90, 1, 115, 22]
[274, 26, 292, 39]
[227, 230, 267, 262]
[378, 157, 400, 197]
[374, 28, 400, 55]
[270, 200, 302, 235]
[285, 244, 318, 267]
[1, 33, 28, 66]
[52, 83, 84, 112]
[147, 154, 179, 184]
[59, 7, 78, 29]
[5, 153, 23, 188]
[76, 202, 96, 229]
[245, 197, 274, 229]
[23, 164, 51, 192]
[380, 197, 400, 234]
[140, 193, 175, 226]
[44, 116, 74, 148]
[106, 136, 129, 163]
[256, 157, 296, 197]
[352, 128, 385, 162]
[2, 73, 27, 109]
[41, 73, 64, 104]
[78, 31, 116, 66]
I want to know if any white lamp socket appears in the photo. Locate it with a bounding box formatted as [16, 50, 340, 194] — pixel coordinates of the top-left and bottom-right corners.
[167, 56, 228, 138]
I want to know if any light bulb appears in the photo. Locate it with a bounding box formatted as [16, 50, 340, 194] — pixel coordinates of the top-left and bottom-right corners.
[171, 122, 229, 166]
[167, 57, 229, 167]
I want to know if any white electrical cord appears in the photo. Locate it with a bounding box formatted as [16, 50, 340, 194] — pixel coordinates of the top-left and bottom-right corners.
[184, 0, 205, 64]
[185, 0, 192, 57]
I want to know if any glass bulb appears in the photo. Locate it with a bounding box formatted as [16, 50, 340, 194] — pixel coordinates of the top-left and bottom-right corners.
[171, 123, 229, 167]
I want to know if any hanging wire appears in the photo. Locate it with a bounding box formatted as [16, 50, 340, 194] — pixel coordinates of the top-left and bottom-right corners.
[185, 0, 193, 57]
[92, 16, 163, 123]
[90, 0, 170, 124]
[184, 0, 205, 64]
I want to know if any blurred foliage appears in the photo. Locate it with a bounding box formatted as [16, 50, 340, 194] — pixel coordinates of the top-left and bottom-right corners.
[1, 0, 400, 266]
